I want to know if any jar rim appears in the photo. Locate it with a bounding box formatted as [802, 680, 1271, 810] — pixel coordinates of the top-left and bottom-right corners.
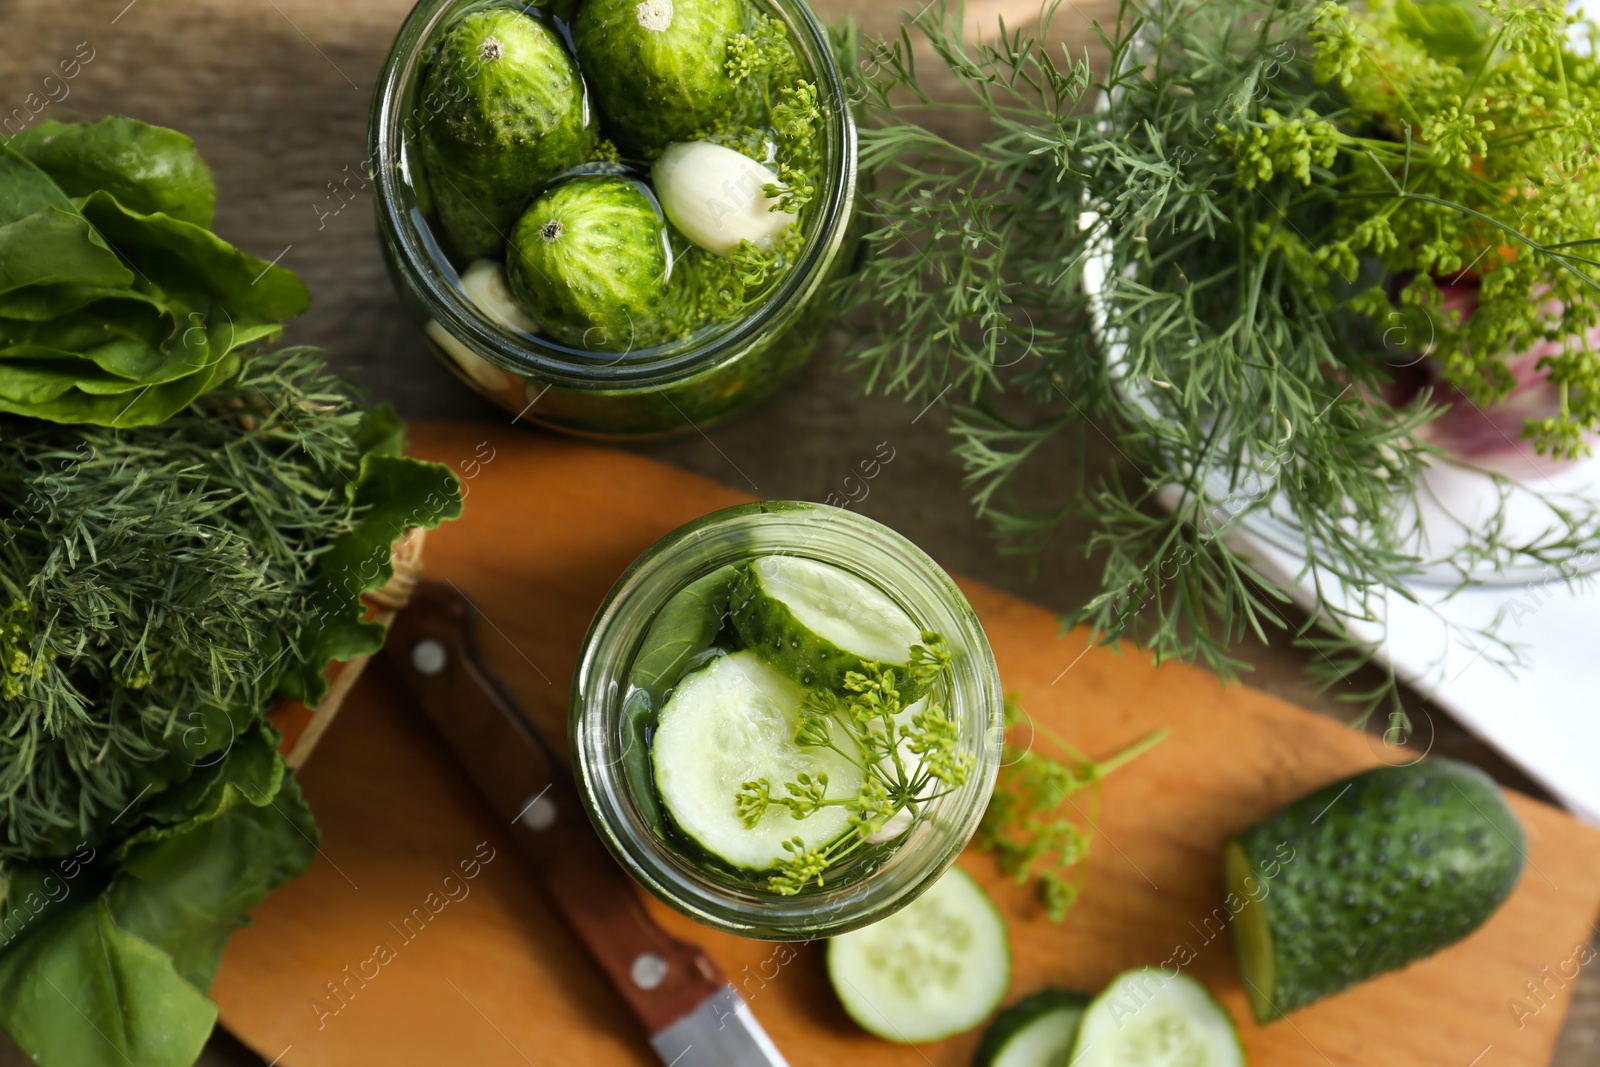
[569, 502, 1004, 939]
[369, 0, 859, 391]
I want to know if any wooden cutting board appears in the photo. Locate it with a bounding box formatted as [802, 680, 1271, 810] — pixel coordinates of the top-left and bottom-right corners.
[212, 422, 1600, 1067]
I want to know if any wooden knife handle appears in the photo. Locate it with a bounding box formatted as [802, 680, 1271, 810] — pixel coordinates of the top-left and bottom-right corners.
[381, 580, 728, 1035]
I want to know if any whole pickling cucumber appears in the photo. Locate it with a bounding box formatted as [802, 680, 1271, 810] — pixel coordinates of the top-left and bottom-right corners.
[419, 8, 595, 257]
[505, 176, 676, 351]
[574, 0, 750, 155]
[1227, 759, 1525, 1022]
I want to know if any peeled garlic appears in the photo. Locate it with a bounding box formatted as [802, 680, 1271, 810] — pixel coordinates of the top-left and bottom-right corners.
[422, 259, 536, 397]
[460, 258, 539, 334]
[424, 320, 518, 396]
[651, 140, 796, 257]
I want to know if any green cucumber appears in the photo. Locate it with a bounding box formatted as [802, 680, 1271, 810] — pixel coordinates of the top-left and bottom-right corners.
[730, 555, 923, 693]
[1227, 758, 1525, 1022]
[1069, 968, 1243, 1067]
[573, 0, 750, 156]
[418, 8, 596, 258]
[650, 650, 864, 870]
[506, 176, 676, 350]
[826, 866, 1010, 1043]
[972, 989, 1091, 1067]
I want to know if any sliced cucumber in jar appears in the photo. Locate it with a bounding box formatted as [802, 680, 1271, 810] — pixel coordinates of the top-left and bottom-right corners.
[1069, 968, 1245, 1067]
[973, 988, 1092, 1067]
[651, 650, 864, 871]
[731, 555, 923, 693]
[826, 866, 1010, 1043]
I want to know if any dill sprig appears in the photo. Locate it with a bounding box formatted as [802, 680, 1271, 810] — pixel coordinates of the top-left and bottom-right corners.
[976, 699, 1166, 922]
[670, 13, 826, 325]
[733, 632, 972, 895]
[0, 349, 387, 861]
[841, 0, 1600, 720]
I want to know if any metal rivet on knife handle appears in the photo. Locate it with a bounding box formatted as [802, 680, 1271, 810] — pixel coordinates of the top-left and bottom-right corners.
[411, 639, 448, 676]
[630, 953, 669, 991]
[519, 794, 557, 831]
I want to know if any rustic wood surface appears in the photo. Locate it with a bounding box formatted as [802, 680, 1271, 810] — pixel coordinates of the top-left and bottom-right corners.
[0, 0, 1595, 1063]
[210, 423, 1600, 1067]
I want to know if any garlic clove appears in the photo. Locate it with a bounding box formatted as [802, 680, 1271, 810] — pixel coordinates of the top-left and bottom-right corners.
[460, 258, 539, 334]
[424, 319, 519, 396]
[651, 140, 796, 257]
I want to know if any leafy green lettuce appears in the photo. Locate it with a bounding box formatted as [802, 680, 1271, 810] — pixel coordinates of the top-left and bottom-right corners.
[0, 773, 318, 1067]
[0, 117, 308, 425]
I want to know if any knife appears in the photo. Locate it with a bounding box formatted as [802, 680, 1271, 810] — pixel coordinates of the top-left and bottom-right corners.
[380, 579, 789, 1067]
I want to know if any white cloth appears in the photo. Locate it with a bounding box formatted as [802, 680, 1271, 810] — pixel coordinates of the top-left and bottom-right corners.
[1226, 524, 1600, 825]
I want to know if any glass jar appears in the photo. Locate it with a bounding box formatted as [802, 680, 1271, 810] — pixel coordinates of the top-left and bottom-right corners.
[570, 503, 1003, 939]
[370, 0, 859, 439]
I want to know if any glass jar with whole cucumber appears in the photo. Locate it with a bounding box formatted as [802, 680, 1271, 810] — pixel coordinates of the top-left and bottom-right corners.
[371, 0, 859, 437]
[570, 502, 1004, 939]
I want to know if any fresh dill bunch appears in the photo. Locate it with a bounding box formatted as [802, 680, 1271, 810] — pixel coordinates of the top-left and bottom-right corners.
[841, 0, 1600, 720]
[976, 700, 1166, 922]
[1299, 0, 1600, 458]
[734, 632, 971, 895]
[0, 348, 423, 861]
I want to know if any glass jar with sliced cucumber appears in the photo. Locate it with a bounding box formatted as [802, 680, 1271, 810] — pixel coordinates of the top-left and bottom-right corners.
[571, 502, 1004, 938]
[371, 0, 858, 437]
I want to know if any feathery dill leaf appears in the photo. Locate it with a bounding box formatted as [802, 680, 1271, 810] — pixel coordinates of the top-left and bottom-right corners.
[0, 348, 424, 860]
[841, 0, 1600, 720]
[976, 699, 1166, 922]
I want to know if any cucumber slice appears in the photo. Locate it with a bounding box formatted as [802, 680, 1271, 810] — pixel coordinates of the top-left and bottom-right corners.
[1069, 968, 1243, 1067]
[650, 651, 864, 871]
[1227, 759, 1525, 1022]
[826, 866, 1010, 1043]
[731, 555, 923, 692]
[973, 989, 1091, 1067]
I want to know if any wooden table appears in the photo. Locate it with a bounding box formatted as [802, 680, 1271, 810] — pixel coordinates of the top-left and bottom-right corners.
[1, 1, 1595, 1064]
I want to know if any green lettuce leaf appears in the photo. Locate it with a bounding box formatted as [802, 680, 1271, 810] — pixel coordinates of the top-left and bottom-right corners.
[0, 296, 176, 375]
[109, 773, 318, 991]
[78, 191, 308, 323]
[0, 773, 319, 1067]
[113, 722, 286, 858]
[0, 353, 128, 403]
[0, 122, 306, 425]
[279, 434, 465, 705]
[0, 309, 291, 425]
[0, 348, 242, 425]
[0, 846, 104, 954]
[0, 147, 132, 295]
[0, 207, 132, 295]
[0, 144, 79, 224]
[6, 117, 217, 228]
[0, 898, 217, 1067]
[0, 283, 168, 322]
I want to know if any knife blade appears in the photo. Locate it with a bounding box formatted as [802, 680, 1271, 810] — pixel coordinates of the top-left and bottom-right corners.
[380, 579, 788, 1067]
